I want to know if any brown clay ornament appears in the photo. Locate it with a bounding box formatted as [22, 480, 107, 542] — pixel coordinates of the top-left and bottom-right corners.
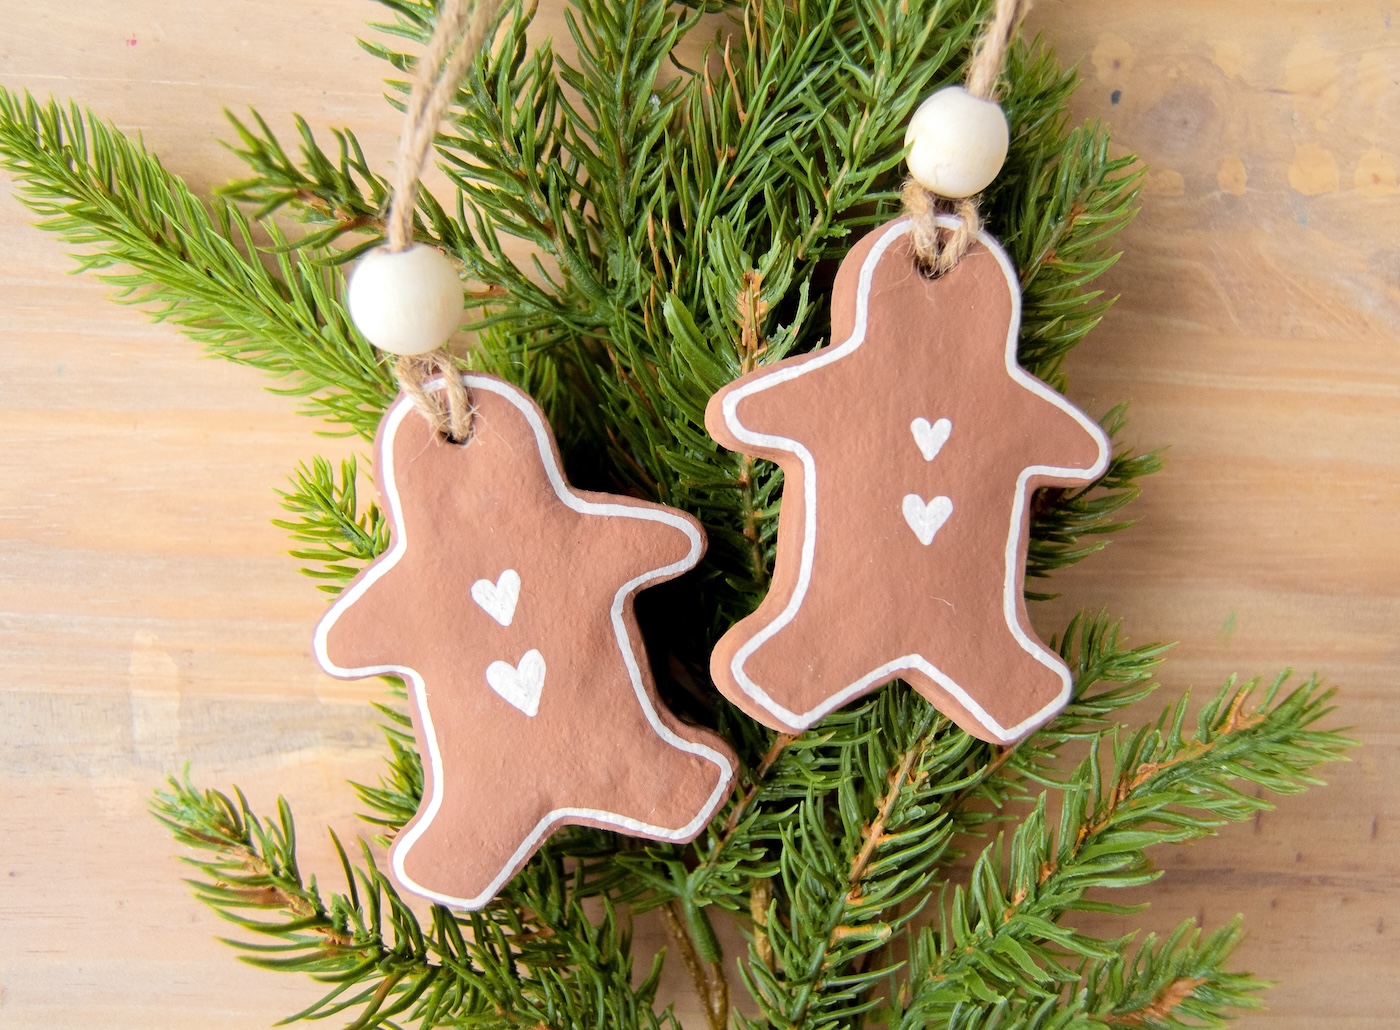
[315, 375, 736, 909]
[704, 216, 1110, 744]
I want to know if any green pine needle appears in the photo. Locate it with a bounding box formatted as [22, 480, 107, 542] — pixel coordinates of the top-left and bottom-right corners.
[273, 456, 389, 593]
[0, 0, 1356, 1027]
[0, 89, 397, 436]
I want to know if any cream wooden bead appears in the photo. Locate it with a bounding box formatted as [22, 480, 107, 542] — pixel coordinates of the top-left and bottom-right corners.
[347, 244, 463, 356]
[904, 86, 1009, 199]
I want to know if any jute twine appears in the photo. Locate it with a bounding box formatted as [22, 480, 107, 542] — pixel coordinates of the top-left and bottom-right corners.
[385, 0, 500, 440]
[904, 0, 1029, 274]
[396, 350, 476, 441]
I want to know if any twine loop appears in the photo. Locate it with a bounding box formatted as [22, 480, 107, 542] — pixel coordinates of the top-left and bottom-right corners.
[384, 0, 500, 440]
[395, 351, 477, 442]
[902, 185, 982, 278]
[905, 0, 1028, 273]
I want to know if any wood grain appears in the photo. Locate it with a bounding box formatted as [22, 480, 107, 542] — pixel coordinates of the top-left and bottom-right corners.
[1029, 4, 1400, 1026]
[1, 1, 1396, 1025]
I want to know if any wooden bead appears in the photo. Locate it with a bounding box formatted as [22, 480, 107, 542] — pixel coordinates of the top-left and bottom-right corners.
[347, 244, 463, 356]
[904, 86, 1009, 199]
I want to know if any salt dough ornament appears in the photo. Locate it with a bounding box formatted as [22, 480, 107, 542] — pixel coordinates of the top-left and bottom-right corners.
[704, 216, 1110, 743]
[315, 375, 736, 909]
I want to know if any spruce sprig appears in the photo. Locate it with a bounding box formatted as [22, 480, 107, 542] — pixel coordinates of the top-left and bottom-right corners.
[1027, 407, 1164, 595]
[896, 674, 1346, 1027]
[151, 777, 678, 1030]
[0, 90, 397, 436]
[0, 0, 1354, 1027]
[883, 918, 1262, 1029]
[273, 457, 389, 594]
[712, 613, 1167, 1030]
[151, 778, 446, 1028]
[219, 110, 388, 257]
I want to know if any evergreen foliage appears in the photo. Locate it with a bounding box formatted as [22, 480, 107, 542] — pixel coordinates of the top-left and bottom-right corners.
[0, 0, 1352, 1027]
[0, 91, 396, 434]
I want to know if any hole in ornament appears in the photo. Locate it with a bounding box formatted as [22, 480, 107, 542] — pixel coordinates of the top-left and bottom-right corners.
[913, 232, 963, 281]
[425, 383, 478, 446]
[441, 414, 478, 446]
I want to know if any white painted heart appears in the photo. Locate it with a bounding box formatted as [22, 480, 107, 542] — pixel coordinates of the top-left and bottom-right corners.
[485, 649, 545, 717]
[902, 494, 954, 546]
[910, 417, 952, 461]
[471, 569, 521, 627]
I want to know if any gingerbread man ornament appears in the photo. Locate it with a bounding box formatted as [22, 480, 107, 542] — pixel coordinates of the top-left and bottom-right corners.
[705, 216, 1110, 743]
[316, 376, 736, 909]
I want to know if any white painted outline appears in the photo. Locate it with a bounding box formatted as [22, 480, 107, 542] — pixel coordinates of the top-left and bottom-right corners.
[314, 375, 735, 910]
[718, 216, 1111, 742]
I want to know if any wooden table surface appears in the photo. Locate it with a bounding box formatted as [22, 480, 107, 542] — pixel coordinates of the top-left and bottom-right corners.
[1, 2, 1396, 1026]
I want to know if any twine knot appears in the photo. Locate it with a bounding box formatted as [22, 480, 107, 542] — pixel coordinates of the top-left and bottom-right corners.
[904, 0, 1028, 273]
[382, 0, 501, 440]
[395, 351, 476, 442]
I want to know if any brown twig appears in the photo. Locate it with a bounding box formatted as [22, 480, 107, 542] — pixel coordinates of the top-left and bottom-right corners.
[848, 744, 925, 889]
[785, 736, 930, 1029]
[733, 270, 772, 583]
[749, 878, 774, 969]
[678, 731, 794, 1018]
[717, 732, 797, 843]
[1105, 977, 1207, 1026]
[211, 842, 355, 949]
[660, 901, 730, 1030]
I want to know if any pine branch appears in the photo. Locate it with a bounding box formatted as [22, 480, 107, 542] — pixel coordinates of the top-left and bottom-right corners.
[273, 456, 390, 594]
[1085, 918, 1264, 1029]
[732, 701, 962, 1029]
[896, 673, 1350, 1026]
[562, 610, 1164, 1028]
[0, 89, 398, 437]
[219, 110, 388, 255]
[661, 900, 730, 1030]
[986, 47, 1145, 388]
[151, 775, 679, 1030]
[353, 692, 426, 837]
[926, 611, 1172, 846]
[713, 612, 1164, 1029]
[880, 917, 1262, 1030]
[150, 777, 448, 1028]
[3, 2, 1351, 1028]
